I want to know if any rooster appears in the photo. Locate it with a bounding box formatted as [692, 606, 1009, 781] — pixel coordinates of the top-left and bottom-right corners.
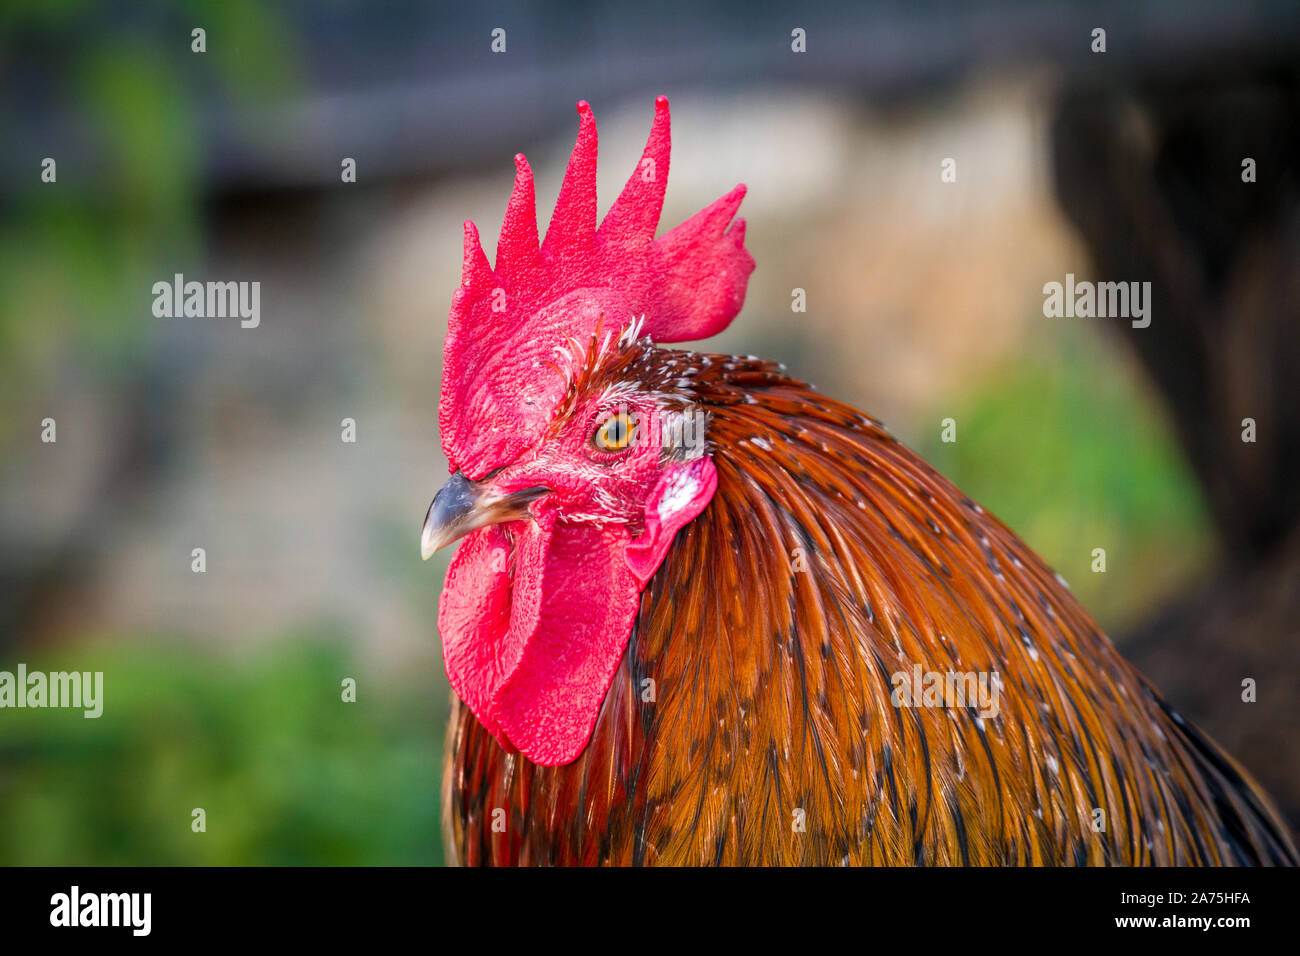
[421, 96, 1297, 866]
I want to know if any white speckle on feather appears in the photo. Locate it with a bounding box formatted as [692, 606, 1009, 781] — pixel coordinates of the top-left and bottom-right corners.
[618, 315, 647, 346]
[750, 436, 772, 451]
[1046, 755, 1059, 775]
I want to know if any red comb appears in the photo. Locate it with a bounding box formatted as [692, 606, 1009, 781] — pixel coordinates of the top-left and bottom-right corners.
[439, 96, 755, 479]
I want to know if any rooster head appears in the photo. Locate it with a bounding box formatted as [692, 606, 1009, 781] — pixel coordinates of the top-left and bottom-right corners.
[422, 97, 754, 765]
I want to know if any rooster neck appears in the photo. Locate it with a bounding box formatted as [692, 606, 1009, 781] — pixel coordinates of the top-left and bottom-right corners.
[443, 353, 1298, 866]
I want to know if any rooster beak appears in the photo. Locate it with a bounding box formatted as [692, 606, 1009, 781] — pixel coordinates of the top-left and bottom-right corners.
[420, 470, 550, 560]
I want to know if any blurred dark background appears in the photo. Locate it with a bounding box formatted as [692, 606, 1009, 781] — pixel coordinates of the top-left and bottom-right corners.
[1, 0, 1297, 864]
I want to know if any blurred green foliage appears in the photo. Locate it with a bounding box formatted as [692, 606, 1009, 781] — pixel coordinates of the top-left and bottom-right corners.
[0, 0, 299, 429]
[0, 639, 445, 865]
[918, 325, 1213, 631]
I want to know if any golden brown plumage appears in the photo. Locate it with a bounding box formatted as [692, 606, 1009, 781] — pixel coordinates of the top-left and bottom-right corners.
[443, 345, 1298, 865]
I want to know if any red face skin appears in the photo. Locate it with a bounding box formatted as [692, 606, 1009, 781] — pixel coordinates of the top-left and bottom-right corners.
[437, 362, 717, 766]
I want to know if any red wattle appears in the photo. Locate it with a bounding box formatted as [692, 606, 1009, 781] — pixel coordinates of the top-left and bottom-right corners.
[438, 515, 640, 765]
[438, 457, 719, 766]
[490, 521, 642, 766]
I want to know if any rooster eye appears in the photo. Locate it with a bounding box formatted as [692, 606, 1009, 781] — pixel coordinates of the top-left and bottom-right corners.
[593, 410, 635, 452]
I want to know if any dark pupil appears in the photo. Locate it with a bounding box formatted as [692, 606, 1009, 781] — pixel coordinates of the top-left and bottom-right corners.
[607, 418, 626, 444]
